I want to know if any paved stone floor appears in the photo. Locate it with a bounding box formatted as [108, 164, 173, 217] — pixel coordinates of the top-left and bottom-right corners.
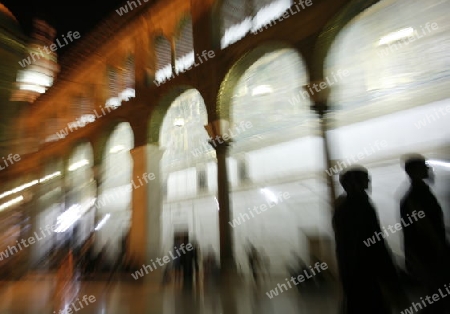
[0, 273, 340, 314]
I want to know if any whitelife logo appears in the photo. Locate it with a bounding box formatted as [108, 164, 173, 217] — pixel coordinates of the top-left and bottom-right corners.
[95, 173, 156, 209]
[252, 0, 313, 34]
[401, 283, 450, 314]
[0, 223, 56, 261]
[0, 153, 21, 171]
[288, 69, 349, 106]
[191, 121, 253, 158]
[116, 0, 149, 16]
[266, 262, 328, 299]
[153, 50, 215, 86]
[19, 31, 81, 67]
[325, 140, 388, 176]
[377, 22, 439, 58]
[131, 243, 194, 280]
[54, 294, 96, 314]
[55, 104, 120, 139]
[414, 104, 450, 129]
[229, 191, 290, 228]
[363, 210, 425, 247]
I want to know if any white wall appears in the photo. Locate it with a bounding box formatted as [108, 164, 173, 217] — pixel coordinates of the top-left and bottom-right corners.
[329, 99, 450, 160]
[329, 99, 450, 265]
[161, 99, 450, 274]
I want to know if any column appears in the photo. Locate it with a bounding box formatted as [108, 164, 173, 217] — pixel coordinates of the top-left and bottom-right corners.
[303, 82, 337, 210]
[314, 101, 336, 206]
[211, 140, 235, 273]
[304, 82, 339, 276]
[146, 144, 164, 261]
[128, 146, 148, 267]
[317, 108, 337, 206]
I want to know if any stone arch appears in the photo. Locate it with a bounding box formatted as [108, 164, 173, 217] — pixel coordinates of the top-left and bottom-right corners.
[96, 121, 134, 258]
[66, 140, 95, 168]
[218, 40, 308, 121]
[64, 138, 94, 169]
[312, 0, 382, 80]
[323, 0, 450, 114]
[148, 85, 206, 144]
[93, 119, 135, 167]
[65, 140, 95, 210]
[102, 122, 135, 164]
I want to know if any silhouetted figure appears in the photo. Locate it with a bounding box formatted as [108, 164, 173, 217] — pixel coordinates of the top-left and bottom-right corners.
[287, 252, 307, 291]
[172, 244, 182, 285]
[247, 244, 260, 284]
[333, 167, 406, 314]
[120, 231, 129, 269]
[161, 262, 172, 286]
[259, 249, 270, 282]
[203, 247, 219, 285]
[401, 155, 450, 313]
[192, 241, 200, 286]
[79, 234, 95, 277]
[180, 239, 198, 289]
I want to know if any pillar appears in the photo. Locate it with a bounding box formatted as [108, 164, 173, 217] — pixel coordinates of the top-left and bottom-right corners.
[317, 108, 337, 207]
[211, 140, 235, 273]
[304, 83, 339, 276]
[146, 144, 164, 261]
[129, 145, 148, 267]
[303, 82, 337, 210]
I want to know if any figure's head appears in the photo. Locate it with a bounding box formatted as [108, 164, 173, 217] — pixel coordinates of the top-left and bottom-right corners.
[339, 166, 370, 194]
[403, 154, 430, 182]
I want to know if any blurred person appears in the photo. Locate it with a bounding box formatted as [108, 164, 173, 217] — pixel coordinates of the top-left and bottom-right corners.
[191, 241, 200, 286]
[120, 231, 129, 270]
[78, 234, 94, 277]
[247, 244, 261, 285]
[333, 166, 408, 314]
[161, 262, 172, 286]
[180, 238, 199, 290]
[400, 155, 450, 313]
[259, 249, 270, 282]
[287, 251, 306, 275]
[286, 252, 307, 291]
[203, 247, 219, 285]
[202, 250, 221, 311]
[172, 244, 182, 285]
[94, 245, 109, 274]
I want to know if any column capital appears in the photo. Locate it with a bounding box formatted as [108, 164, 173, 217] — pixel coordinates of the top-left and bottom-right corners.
[205, 119, 229, 135]
[303, 80, 330, 115]
[208, 138, 230, 153]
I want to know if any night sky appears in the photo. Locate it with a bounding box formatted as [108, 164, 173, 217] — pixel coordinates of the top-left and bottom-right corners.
[2, 0, 127, 55]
